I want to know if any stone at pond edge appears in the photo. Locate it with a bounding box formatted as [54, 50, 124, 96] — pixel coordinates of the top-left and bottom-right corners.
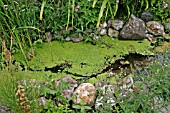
[94, 82, 116, 109]
[146, 21, 165, 36]
[72, 33, 84, 43]
[100, 29, 107, 36]
[100, 22, 107, 29]
[120, 14, 146, 40]
[65, 37, 71, 42]
[141, 11, 153, 22]
[108, 28, 119, 38]
[112, 20, 124, 31]
[55, 76, 77, 99]
[72, 83, 96, 106]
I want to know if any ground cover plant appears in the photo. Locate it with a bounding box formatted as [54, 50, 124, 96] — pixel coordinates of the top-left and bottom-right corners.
[0, 0, 170, 112]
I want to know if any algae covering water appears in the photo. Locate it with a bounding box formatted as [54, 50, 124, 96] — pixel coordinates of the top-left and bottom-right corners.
[14, 36, 154, 81]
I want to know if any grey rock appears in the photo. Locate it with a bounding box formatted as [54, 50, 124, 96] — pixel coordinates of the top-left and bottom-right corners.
[0, 103, 13, 113]
[55, 76, 77, 99]
[65, 37, 71, 42]
[100, 22, 107, 28]
[141, 11, 153, 22]
[117, 76, 134, 90]
[120, 14, 146, 40]
[146, 34, 156, 42]
[146, 21, 165, 36]
[72, 33, 84, 43]
[44, 32, 52, 42]
[112, 20, 124, 30]
[100, 29, 107, 36]
[85, 29, 93, 34]
[107, 20, 112, 27]
[39, 97, 46, 107]
[68, 27, 73, 31]
[94, 82, 116, 109]
[108, 28, 119, 37]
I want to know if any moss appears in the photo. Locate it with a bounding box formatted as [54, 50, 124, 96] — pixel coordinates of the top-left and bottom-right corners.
[14, 36, 153, 79]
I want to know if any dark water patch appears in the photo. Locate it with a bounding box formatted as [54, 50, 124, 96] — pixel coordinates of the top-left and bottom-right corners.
[27, 53, 153, 81]
[44, 62, 72, 73]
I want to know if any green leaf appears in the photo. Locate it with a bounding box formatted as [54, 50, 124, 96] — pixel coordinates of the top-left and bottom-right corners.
[96, 0, 108, 28]
[41, 85, 57, 95]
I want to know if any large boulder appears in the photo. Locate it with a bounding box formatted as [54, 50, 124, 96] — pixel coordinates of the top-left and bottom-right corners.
[120, 14, 146, 40]
[72, 83, 97, 106]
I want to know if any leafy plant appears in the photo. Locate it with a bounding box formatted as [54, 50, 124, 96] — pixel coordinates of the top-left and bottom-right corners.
[148, 0, 170, 24]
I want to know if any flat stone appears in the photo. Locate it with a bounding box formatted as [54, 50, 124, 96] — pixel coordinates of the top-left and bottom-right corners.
[146, 21, 165, 36]
[73, 83, 96, 105]
[120, 14, 146, 40]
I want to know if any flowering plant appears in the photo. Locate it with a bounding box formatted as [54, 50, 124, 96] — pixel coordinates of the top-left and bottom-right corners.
[148, 0, 170, 24]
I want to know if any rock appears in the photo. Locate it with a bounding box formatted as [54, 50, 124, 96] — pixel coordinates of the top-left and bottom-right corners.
[117, 76, 134, 90]
[112, 20, 124, 31]
[55, 76, 77, 99]
[146, 34, 156, 42]
[120, 14, 146, 40]
[68, 27, 73, 31]
[141, 11, 153, 22]
[94, 82, 116, 109]
[85, 29, 93, 34]
[44, 32, 53, 42]
[107, 20, 112, 28]
[95, 96, 116, 109]
[39, 97, 46, 107]
[0, 103, 13, 113]
[100, 29, 107, 36]
[108, 28, 119, 37]
[72, 33, 84, 43]
[100, 22, 107, 28]
[65, 37, 71, 42]
[146, 21, 165, 36]
[72, 83, 96, 105]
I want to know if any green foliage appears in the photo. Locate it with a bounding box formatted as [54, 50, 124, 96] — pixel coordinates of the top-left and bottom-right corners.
[40, 75, 73, 113]
[0, 71, 40, 113]
[148, 0, 170, 24]
[115, 52, 170, 113]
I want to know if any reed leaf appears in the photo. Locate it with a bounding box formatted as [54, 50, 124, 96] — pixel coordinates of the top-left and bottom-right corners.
[96, 0, 108, 28]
